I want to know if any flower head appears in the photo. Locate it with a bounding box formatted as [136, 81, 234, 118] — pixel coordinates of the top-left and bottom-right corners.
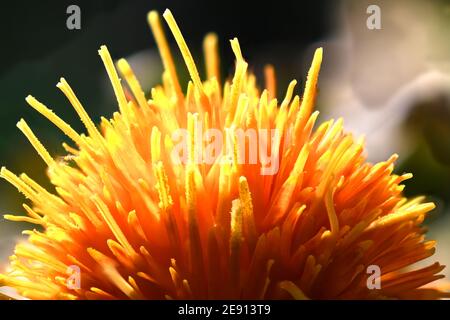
[0, 9, 448, 300]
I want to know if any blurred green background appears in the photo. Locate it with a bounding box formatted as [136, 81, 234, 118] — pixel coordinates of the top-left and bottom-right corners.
[0, 0, 449, 278]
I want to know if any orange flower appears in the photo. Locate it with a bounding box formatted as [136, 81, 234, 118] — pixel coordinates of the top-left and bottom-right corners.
[0, 9, 448, 300]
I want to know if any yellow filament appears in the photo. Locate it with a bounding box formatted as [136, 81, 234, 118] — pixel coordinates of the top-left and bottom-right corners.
[150, 126, 162, 162]
[92, 195, 136, 256]
[22, 204, 43, 220]
[20, 173, 64, 207]
[230, 200, 243, 241]
[238, 176, 257, 249]
[25, 95, 83, 145]
[0, 168, 40, 203]
[98, 46, 128, 115]
[227, 38, 247, 122]
[14, 245, 67, 273]
[280, 80, 297, 111]
[0, 274, 55, 292]
[147, 11, 184, 103]
[103, 263, 141, 299]
[300, 47, 322, 117]
[90, 287, 115, 299]
[3, 214, 44, 225]
[279, 281, 310, 300]
[324, 190, 340, 236]
[162, 9, 204, 94]
[367, 203, 435, 231]
[136, 272, 158, 284]
[187, 113, 200, 163]
[128, 276, 144, 297]
[287, 95, 300, 120]
[16, 119, 54, 167]
[317, 134, 353, 197]
[182, 279, 193, 297]
[154, 161, 173, 209]
[117, 58, 149, 109]
[230, 38, 243, 61]
[186, 165, 197, 217]
[57, 78, 103, 142]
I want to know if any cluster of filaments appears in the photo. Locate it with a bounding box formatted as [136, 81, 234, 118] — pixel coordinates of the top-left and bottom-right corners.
[0, 9, 447, 300]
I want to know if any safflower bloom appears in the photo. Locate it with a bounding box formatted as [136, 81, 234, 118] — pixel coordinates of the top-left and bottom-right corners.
[0, 9, 448, 300]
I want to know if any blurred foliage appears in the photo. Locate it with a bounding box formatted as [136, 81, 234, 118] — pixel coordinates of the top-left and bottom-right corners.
[398, 94, 450, 220]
